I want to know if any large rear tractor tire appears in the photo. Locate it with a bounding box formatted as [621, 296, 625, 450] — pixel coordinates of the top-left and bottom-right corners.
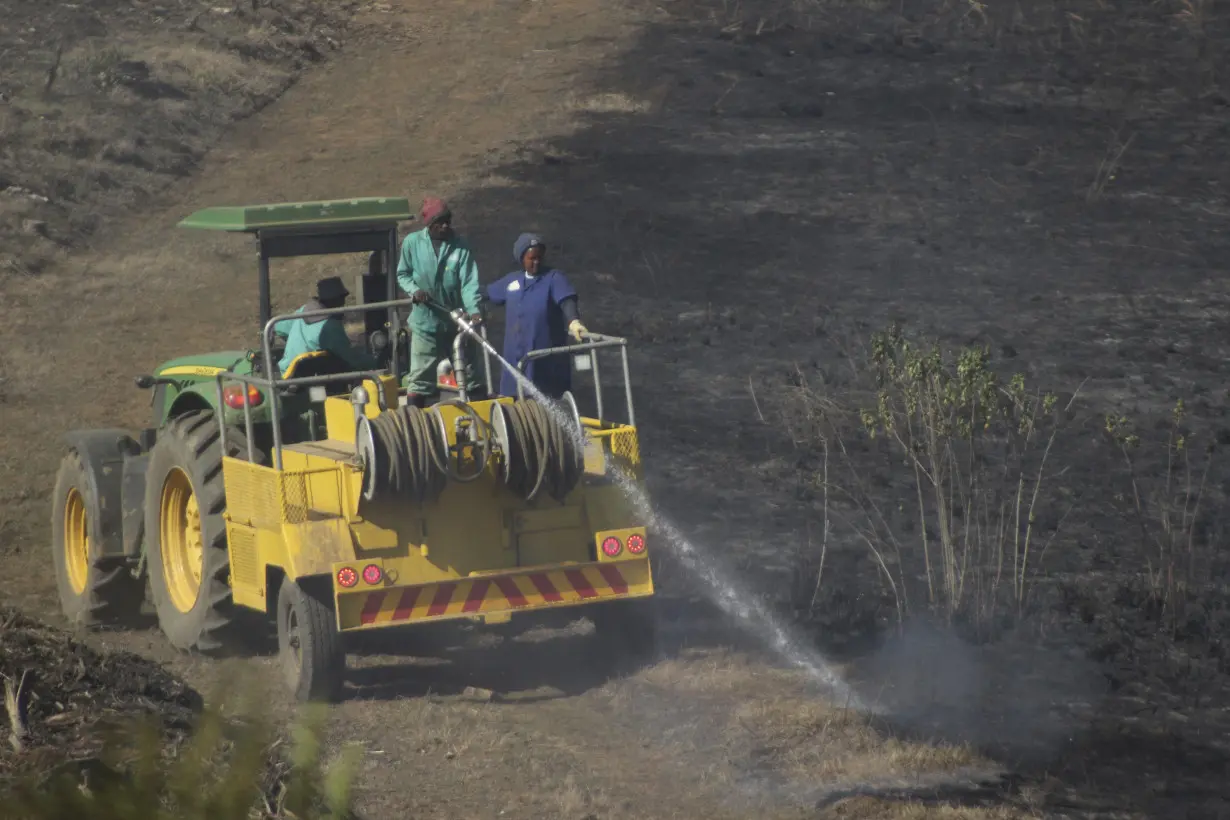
[276, 579, 346, 703]
[50, 452, 144, 626]
[590, 597, 661, 675]
[144, 411, 259, 654]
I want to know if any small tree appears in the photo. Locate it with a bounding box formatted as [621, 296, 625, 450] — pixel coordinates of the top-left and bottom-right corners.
[788, 325, 1079, 635]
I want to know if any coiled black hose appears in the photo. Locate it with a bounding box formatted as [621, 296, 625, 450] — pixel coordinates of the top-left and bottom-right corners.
[360, 398, 583, 505]
[363, 405, 449, 504]
[501, 399, 584, 503]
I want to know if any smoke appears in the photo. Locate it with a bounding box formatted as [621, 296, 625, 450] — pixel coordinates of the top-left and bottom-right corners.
[848, 617, 1108, 764]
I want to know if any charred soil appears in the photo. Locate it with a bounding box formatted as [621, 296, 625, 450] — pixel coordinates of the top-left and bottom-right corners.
[0, 0, 1229, 817]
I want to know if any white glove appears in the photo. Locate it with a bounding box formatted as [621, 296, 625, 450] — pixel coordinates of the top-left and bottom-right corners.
[568, 319, 588, 341]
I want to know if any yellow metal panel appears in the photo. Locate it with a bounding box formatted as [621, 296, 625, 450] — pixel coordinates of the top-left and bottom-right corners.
[226, 523, 262, 609]
[284, 516, 356, 577]
[323, 376, 398, 444]
[334, 557, 653, 631]
[360, 475, 511, 579]
[512, 505, 585, 534]
[583, 437, 606, 474]
[301, 465, 348, 518]
[350, 518, 400, 551]
[518, 529, 586, 568]
[582, 484, 639, 533]
[576, 425, 642, 479]
[323, 397, 358, 444]
[509, 498, 589, 568]
[370, 376, 401, 416]
[223, 458, 284, 530]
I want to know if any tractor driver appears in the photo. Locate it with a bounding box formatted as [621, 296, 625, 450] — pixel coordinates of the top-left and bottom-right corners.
[396, 197, 486, 407]
[273, 276, 379, 376]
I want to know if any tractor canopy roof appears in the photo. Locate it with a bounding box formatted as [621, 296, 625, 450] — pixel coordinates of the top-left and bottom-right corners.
[177, 197, 413, 235]
[175, 197, 414, 333]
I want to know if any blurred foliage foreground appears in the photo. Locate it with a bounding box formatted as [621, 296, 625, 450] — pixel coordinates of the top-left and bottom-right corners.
[0, 608, 360, 820]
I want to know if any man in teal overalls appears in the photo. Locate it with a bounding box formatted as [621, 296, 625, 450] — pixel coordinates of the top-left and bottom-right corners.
[396, 197, 486, 406]
[274, 276, 378, 376]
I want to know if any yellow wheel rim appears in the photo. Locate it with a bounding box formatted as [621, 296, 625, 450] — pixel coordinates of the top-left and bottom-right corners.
[63, 487, 90, 595]
[160, 468, 204, 614]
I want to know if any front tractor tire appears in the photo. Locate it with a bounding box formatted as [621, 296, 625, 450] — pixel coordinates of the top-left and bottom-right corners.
[276, 579, 345, 703]
[50, 452, 143, 626]
[144, 411, 259, 654]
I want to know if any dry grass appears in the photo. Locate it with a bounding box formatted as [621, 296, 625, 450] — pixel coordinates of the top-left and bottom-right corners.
[634, 649, 987, 798]
[821, 797, 1039, 819]
[730, 697, 975, 782]
[563, 91, 653, 114]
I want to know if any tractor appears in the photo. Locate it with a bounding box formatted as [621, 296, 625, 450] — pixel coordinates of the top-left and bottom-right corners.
[50, 197, 657, 701]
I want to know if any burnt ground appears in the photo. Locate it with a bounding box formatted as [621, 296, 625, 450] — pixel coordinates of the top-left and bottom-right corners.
[0, 606, 200, 781]
[449, 0, 1230, 814]
[0, 0, 351, 277]
[1, 0, 1230, 817]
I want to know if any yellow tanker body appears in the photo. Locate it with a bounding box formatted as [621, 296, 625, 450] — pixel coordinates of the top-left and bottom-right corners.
[219, 376, 656, 700]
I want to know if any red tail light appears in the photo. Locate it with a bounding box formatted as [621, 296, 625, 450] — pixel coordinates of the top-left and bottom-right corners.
[362, 564, 383, 585]
[336, 567, 358, 588]
[223, 385, 264, 409]
[626, 534, 646, 554]
[601, 536, 623, 557]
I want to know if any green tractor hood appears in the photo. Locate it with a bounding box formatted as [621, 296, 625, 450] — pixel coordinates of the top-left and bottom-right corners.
[152, 350, 267, 426]
[156, 351, 252, 380]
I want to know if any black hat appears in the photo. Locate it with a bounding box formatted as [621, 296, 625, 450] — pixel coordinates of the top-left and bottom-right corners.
[315, 276, 349, 302]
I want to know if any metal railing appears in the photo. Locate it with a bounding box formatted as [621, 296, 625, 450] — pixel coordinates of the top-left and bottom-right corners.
[213, 298, 417, 470]
[215, 368, 390, 470]
[258, 297, 418, 383]
[516, 333, 635, 428]
[212, 298, 636, 469]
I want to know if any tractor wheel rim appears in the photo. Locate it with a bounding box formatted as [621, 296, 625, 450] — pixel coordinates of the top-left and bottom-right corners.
[63, 487, 90, 595]
[160, 468, 204, 614]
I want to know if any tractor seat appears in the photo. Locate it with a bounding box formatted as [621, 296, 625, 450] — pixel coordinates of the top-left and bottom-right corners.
[280, 350, 341, 380]
[279, 351, 366, 401]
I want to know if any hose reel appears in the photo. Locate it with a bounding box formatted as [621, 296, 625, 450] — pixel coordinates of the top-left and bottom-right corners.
[355, 396, 584, 506]
[356, 405, 450, 504]
[490, 397, 585, 503]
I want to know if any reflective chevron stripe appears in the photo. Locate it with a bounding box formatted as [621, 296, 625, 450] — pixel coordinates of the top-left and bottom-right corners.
[338, 560, 651, 630]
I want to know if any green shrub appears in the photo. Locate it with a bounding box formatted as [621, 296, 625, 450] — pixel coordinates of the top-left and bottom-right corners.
[779, 324, 1077, 635]
[5, 681, 361, 820]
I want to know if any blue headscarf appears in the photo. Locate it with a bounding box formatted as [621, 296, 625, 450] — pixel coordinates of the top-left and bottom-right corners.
[513, 232, 545, 267]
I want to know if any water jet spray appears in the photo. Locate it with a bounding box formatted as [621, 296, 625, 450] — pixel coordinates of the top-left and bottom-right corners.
[431, 300, 864, 709]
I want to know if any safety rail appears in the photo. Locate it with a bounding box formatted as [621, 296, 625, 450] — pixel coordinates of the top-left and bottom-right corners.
[517, 333, 635, 428]
[259, 296, 420, 383]
[203, 298, 411, 469]
[214, 368, 389, 470]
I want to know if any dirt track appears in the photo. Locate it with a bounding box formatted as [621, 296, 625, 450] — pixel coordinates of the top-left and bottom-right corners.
[3, 0, 1230, 816]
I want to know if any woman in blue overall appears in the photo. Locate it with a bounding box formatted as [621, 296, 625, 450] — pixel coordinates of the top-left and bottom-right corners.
[485, 233, 588, 399]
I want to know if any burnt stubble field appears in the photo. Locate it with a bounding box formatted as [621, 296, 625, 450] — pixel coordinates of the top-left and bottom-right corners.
[453, 0, 1230, 815]
[2, 0, 1230, 816]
